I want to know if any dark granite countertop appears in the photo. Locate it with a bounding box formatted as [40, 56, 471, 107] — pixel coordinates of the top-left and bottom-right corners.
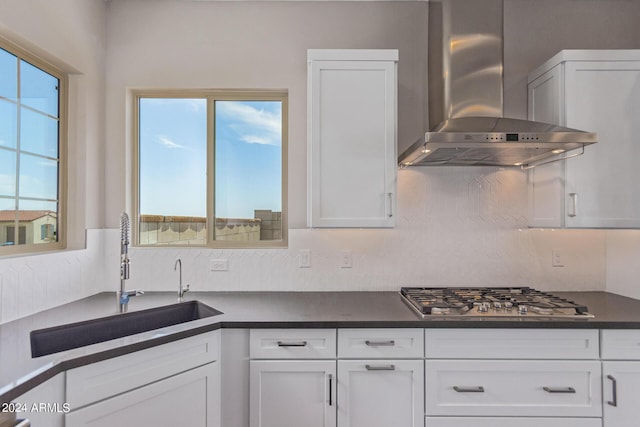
[2, 290, 640, 403]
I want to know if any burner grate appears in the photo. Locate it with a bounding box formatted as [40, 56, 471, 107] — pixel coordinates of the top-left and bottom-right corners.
[400, 287, 590, 317]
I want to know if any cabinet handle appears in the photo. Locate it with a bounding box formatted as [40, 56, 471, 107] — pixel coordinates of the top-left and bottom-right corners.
[387, 193, 393, 218]
[453, 386, 485, 393]
[607, 375, 618, 407]
[277, 341, 308, 347]
[568, 193, 578, 217]
[365, 340, 395, 347]
[543, 386, 576, 394]
[365, 364, 396, 371]
[15, 420, 31, 427]
[328, 374, 333, 406]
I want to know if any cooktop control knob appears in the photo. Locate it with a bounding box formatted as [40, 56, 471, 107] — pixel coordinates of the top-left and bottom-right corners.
[478, 303, 490, 313]
[518, 305, 528, 315]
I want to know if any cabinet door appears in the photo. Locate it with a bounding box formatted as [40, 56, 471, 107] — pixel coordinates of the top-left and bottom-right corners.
[14, 373, 65, 427]
[527, 65, 565, 228]
[337, 360, 423, 427]
[250, 360, 336, 427]
[308, 54, 397, 228]
[426, 417, 601, 427]
[603, 361, 640, 427]
[65, 362, 220, 427]
[563, 60, 640, 228]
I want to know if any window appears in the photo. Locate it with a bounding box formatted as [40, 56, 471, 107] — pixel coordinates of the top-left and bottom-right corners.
[0, 40, 66, 253]
[134, 90, 287, 248]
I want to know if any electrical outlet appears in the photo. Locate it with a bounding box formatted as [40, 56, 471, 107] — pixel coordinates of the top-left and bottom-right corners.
[298, 249, 311, 268]
[340, 250, 352, 268]
[552, 249, 564, 267]
[210, 259, 228, 271]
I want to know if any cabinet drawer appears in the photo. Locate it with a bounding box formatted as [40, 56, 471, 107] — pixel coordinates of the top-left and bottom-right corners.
[250, 329, 336, 359]
[425, 360, 602, 417]
[338, 328, 423, 358]
[67, 330, 220, 409]
[601, 330, 640, 359]
[425, 329, 599, 359]
[425, 417, 601, 427]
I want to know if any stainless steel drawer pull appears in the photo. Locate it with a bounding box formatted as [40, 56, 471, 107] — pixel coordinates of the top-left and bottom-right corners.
[453, 386, 485, 393]
[365, 340, 395, 347]
[328, 374, 333, 406]
[277, 341, 308, 347]
[365, 364, 396, 371]
[543, 386, 576, 394]
[388, 193, 393, 218]
[607, 375, 618, 407]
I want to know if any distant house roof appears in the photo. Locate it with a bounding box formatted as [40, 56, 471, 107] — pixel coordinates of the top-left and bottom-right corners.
[0, 210, 57, 222]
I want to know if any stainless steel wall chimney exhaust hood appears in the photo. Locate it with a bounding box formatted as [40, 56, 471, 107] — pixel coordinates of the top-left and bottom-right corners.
[399, 0, 597, 168]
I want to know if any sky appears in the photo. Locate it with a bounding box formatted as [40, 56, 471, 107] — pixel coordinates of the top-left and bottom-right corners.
[0, 47, 59, 218]
[138, 98, 282, 219]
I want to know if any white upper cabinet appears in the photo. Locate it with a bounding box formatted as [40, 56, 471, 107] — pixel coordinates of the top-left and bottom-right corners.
[307, 49, 398, 228]
[527, 50, 640, 228]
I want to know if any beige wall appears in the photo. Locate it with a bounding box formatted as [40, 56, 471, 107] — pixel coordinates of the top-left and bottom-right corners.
[503, 0, 640, 119]
[105, 0, 429, 228]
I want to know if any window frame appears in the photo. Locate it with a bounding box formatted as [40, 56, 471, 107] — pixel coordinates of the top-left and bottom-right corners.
[132, 89, 288, 248]
[0, 37, 67, 256]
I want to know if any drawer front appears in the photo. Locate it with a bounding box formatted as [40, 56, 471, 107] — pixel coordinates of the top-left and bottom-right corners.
[338, 328, 423, 358]
[67, 330, 220, 409]
[425, 417, 602, 427]
[601, 329, 640, 359]
[425, 360, 602, 417]
[250, 329, 336, 359]
[425, 329, 599, 359]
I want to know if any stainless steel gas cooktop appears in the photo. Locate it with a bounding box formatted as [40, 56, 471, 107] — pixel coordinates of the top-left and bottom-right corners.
[400, 287, 594, 319]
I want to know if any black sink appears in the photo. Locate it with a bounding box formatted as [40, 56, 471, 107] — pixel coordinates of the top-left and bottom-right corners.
[30, 300, 222, 358]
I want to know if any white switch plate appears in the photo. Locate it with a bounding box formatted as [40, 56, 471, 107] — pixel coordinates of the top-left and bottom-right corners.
[552, 249, 564, 267]
[340, 250, 352, 268]
[210, 259, 228, 271]
[298, 249, 311, 268]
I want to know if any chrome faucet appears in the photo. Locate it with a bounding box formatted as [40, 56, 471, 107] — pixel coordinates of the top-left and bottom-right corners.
[174, 258, 190, 302]
[117, 212, 143, 313]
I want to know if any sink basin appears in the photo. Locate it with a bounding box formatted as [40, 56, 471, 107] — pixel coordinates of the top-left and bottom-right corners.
[30, 300, 222, 357]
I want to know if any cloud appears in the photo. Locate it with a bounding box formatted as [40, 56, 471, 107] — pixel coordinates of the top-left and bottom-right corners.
[156, 135, 184, 149]
[0, 174, 16, 197]
[217, 101, 282, 146]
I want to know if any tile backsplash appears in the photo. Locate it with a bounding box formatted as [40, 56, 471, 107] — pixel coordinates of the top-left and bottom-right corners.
[2, 167, 637, 325]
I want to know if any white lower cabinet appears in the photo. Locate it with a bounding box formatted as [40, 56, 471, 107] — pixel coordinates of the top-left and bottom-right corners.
[249, 360, 337, 427]
[337, 360, 423, 427]
[425, 360, 601, 417]
[13, 373, 65, 427]
[601, 330, 640, 427]
[65, 330, 221, 427]
[425, 417, 602, 427]
[65, 362, 219, 427]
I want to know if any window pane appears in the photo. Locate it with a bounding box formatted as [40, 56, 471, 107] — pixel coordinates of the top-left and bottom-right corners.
[19, 153, 58, 200]
[20, 59, 59, 117]
[0, 100, 17, 149]
[0, 201, 16, 246]
[0, 48, 17, 100]
[20, 107, 58, 157]
[214, 100, 282, 241]
[0, 149, 16, 197]
[16, 200, 58, 244]
[138, 98, 207, 245]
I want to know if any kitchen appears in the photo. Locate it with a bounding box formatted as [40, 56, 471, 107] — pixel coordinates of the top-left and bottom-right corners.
[1, 0, 640, 426]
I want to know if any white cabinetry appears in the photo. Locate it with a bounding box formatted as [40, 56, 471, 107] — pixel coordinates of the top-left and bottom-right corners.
[601, 330, 640, 427]
[425, 329, 601, 426]
[249, 329, 337, 427]
[307, 49, 398, 228]
[13, 373, 65, 427]
[527, 50, 640, 228]
[65, 330, 221, 427]
[337, 329, 424, 427]
[65, 363, 218, 427]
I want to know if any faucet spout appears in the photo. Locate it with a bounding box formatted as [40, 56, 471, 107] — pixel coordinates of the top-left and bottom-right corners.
[175, 258, 189, 302]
